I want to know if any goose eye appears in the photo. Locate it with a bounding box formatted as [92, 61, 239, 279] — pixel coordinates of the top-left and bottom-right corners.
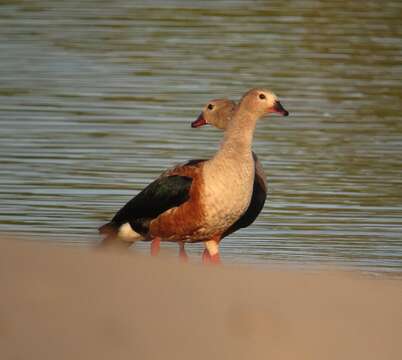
[259, 93, 266, 100]
[207, 104, 214, 110]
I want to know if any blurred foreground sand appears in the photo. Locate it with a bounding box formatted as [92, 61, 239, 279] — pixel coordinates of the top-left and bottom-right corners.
[1, 238, 401, 360]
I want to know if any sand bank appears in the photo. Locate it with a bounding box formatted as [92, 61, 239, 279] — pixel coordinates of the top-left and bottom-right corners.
[1, 238, 401, 360]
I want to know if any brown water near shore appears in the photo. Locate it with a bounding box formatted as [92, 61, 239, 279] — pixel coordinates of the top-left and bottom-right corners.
[1, 238, 401, 360]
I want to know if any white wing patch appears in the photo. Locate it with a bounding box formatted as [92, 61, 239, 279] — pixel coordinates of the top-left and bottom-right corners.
[118, 223, 144, 242]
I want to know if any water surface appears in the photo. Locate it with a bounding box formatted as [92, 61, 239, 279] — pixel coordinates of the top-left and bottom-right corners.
[1, 0, 401, 273]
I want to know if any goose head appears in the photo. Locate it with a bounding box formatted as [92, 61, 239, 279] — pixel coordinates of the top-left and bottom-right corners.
[239, 88, 289, 118]
[191, 99, 236, 129]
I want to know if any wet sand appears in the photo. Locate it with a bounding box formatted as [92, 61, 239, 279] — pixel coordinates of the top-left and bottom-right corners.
[1, 238, 401, 360]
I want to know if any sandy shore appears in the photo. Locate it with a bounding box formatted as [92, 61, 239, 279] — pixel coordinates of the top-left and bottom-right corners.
[1, 238, 401, 360]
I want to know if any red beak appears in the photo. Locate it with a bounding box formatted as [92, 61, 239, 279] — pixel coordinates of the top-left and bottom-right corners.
[273, 101, 289, 116]
[191, 113, 208, 128]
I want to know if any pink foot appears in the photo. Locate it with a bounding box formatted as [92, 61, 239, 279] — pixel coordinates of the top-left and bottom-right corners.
[150, 238, 161, 256]
[202, 249, 210, 264]
[209, 253, 221, 265]
[179, 242, 188, 263]
[202, 237, 221, 265]
[179, 249, 189, 262]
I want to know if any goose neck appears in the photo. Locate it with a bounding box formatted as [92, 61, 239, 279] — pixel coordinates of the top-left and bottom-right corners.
[216, 112, 257, 160]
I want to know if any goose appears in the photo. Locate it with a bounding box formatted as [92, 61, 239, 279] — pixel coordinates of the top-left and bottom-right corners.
[99, 88, 288, 264]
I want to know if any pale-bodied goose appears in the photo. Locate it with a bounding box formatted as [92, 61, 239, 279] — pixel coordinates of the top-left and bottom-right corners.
[99, 88, 288, 263]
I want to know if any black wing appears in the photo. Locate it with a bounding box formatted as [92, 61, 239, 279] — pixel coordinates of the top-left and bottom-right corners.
[100, 175, 193, 236]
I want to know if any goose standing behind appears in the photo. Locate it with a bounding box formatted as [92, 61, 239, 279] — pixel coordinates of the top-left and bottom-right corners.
[99, 88, 288, 263]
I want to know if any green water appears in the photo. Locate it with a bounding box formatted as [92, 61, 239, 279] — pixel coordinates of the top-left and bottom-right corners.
[0, 0, 401, 272]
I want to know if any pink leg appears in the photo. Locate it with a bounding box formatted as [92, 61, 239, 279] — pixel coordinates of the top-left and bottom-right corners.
[202, 248, 210, 264]
[203, 236, 221, 265]
[150, 237, 161, 256]
[179, 242, 188, 262]
[209, 252, 221, 264]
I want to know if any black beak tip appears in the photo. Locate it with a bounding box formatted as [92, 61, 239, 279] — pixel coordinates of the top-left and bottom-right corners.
[274, 100, 289, 117]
